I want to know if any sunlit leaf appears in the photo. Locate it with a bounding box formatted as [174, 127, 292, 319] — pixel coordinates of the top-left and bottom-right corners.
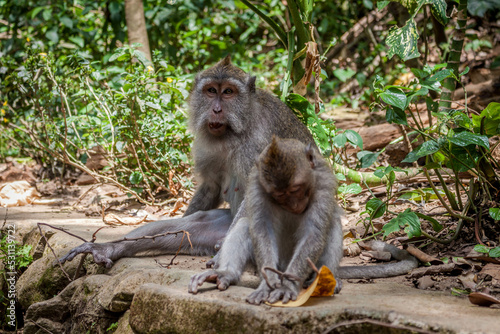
[386, 19, 420, 61]
[267, 265, 336, 307]
[489, 208, 500, 221]
[383, 209, 421, 238]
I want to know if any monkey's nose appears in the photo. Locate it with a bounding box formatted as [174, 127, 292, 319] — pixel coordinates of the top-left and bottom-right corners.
[213, 107, 222, 114]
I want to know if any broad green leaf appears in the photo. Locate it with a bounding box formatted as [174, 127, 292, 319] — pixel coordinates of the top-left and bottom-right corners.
[380, 87, 407, 110]
[42, 8, 52, 21]
[30, 6, 45, 19]
[60, 16, 74, 29]
[109, 49, 128, 62]
[45, 29, 59, 44]
[332, 133, 347, 148]
[377, 0, 391, 10]
[489, 208, 500, 221]
[333, 68, 356, 82]
[428, 68, 454, 82]
[133, 50, 152, 66]
[129, 171, 143, 185]
[472, 102, 500, 137]
[430, 0, 449, 25]
[335, 173, 346, 181]
[468, 0, 498, 17]
[357, 151, 380, 168]
[474, 244, 490, 254]
[366, 198, 386, 219]
[383, 209, 421, 238]
[344, 129, 363, 149]
[489, 247, 500, 258]
[446, 146, 478, 172]
[338, 183, 362, 195]
[68, 36, 84, 48]
[402, 140, 439, 163]
[448, 132, 489, 149]
[386, 106, 408, 125]
[386, 19, 420, 61]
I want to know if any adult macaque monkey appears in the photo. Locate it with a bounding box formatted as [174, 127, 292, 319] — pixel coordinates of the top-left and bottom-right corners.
[60, 55, 315, 267]
[188, 137, 418, 305]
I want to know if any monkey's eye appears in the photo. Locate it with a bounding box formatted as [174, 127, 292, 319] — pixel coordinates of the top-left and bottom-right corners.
[223, 88, 233, 94]
[207, 87, 217, 94]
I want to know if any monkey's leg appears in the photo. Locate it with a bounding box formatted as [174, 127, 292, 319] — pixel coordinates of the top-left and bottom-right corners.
[59, 209, 232, 268]
[188, 217, 252, 294]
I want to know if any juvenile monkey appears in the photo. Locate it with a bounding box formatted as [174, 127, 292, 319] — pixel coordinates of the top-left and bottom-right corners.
[188, 137, 418, 304]
[60, 56, 316, 267]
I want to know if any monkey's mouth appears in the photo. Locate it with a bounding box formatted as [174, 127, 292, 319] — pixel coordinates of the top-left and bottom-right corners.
[208, 122, 227, 136]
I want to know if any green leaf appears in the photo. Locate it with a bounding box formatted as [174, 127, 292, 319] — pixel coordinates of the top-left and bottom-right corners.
[45, 28, 59, 44]
[366, 198, 386, 219]
[472, 102, 500, 137]
[357, 151, 380, 168]
[415, 212, 443, 232]
[402, 140, 440, 163]
[333, 68, 356, 82]
[380, 87, 407, 110]
[338, 183, 362, 195]
[60, 16, 74, 29]
[489, 247, 500, 258]
[430, 0, 449, 25]
[386, 19, 420, 61]
[489, 208, 500, 221]
[68, 36, 84, 48]
[332, 133, 347, 148]
[133, 49, 152, 66]
[386, 106, 408, 125]
[129, 172, 143, 185]
[383, 209, 421, 238]
[30, 6, 45, 19]
[468, 0, 498, 17]
[344, 129, 363, 149]
[474, 244, 490, 254]
[448, 132, 489, 149]
[377, 0, 390, 10]
[109, 48, 128, 62]
[145, 101, 161, 110]
[42, 8, 52, 21]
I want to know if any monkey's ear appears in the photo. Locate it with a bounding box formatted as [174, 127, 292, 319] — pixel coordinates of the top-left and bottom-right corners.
[221, 55, 231, 66]
[305, 143, 316, 168]
[248, 76, 256, 93]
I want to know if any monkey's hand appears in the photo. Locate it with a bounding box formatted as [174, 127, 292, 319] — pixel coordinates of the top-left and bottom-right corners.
[246, 280, 274, 305]
[188, 270, 237, 294]
[267, 280, 301, 304]
[206, 253, 220, 269]
[58, 242, 115, 268]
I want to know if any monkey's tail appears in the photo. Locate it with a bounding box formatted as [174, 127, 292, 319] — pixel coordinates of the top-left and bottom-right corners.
[337, 241, 418, 279]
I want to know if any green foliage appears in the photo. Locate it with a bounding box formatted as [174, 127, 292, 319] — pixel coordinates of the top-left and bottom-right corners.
[106, 322, 119, 332]
[382, 208, 421, 238]
[474, 244, 500, 258]
[0, 235, 33, 271]
[1, 45, 192, 203]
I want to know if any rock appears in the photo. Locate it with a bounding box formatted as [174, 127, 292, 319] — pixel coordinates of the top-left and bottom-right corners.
[114, 310, 134, 334]
[97, 269, 180, 312]
[417, 276, 435, 290]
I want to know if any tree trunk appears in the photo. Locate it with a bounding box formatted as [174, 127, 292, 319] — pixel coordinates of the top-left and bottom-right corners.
[124, 0, 151, 61]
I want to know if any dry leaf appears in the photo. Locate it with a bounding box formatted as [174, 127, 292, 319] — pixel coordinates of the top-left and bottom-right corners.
[267, 265, 336, 307]
[103, 213, 147, 226]
[468, 292, 500, 307]
[0, 180, 40, 207]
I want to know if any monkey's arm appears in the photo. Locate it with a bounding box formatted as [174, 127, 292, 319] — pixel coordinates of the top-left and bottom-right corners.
[188, 217, 253, 294]
[267, 212, 329, 304]
[245, 212, 283, 305]
[59, 209, 232, 268]
[183, 181, 223, 216]
[338, 240, 418, 279]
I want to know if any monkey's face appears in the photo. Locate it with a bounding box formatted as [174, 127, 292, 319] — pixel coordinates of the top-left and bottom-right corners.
[270, 183, 311, 215]
[201, 82, 239, 136]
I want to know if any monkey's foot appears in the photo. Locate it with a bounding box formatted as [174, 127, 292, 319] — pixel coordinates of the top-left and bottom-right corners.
[58, 242, 115, 268]
[267, 282, 300, 304]
[188, 270, 236, 294]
